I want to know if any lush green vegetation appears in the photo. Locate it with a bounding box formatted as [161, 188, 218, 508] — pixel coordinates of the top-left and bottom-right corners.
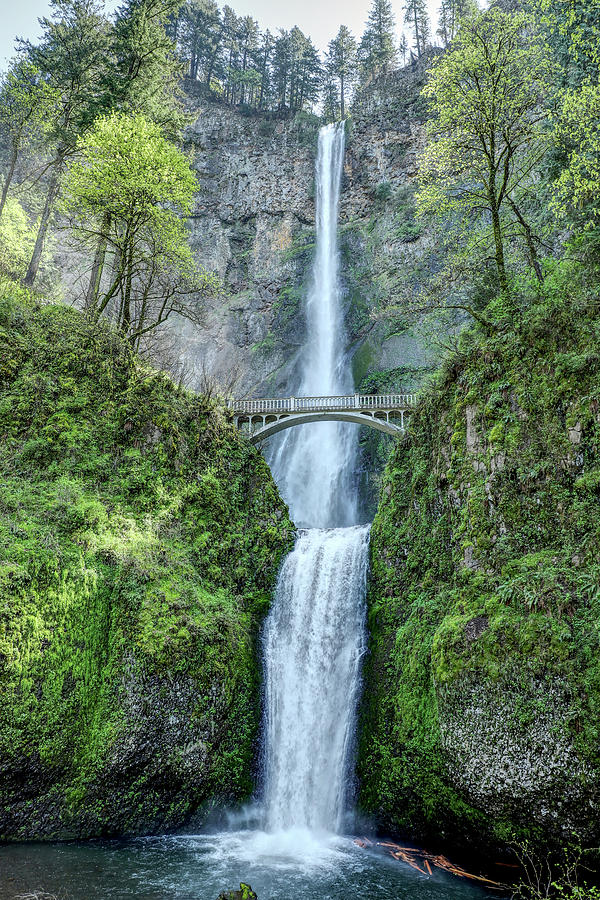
[358, 255, 600, 853]
[0, 279, 293, 838]
[357, 0, 600, 859]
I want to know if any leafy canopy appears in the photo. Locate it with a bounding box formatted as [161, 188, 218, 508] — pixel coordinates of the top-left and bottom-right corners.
[417, 8, 555, 291]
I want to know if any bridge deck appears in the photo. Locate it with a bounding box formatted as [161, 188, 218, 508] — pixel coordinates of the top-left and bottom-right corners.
[227, 393, 417, 415]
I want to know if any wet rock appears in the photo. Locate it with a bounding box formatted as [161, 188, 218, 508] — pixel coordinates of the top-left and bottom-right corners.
[217, 884, 258, 900]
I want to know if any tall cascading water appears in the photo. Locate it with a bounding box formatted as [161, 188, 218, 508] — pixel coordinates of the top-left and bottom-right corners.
[269, 122, 357, 529]
[262, 123, 370, 835]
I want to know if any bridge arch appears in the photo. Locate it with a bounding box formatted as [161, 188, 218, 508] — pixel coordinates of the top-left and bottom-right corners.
[236, 411, 403, 444]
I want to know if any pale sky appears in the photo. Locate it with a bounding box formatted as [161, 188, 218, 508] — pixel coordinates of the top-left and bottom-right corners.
[1, 0, 442, 71]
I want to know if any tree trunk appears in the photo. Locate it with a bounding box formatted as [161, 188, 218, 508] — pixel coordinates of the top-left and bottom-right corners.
[85, 211, 112, 309]
[24, 157, 62, 287]
[340, 73, 345, 119]
[121, 246, 133, 334]
[490, 200, 508, 294]
[0, 145, 18, 222]
[508, 197, 543, 283]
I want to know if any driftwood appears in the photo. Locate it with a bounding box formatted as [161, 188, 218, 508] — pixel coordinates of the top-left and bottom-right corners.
[353, 838, 507, 888]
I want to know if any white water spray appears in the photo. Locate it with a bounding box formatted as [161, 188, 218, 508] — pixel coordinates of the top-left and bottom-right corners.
[262, 123, 369, 835]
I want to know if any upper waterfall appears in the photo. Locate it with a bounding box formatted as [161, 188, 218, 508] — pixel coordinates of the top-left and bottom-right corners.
[269, 123, 358, 529]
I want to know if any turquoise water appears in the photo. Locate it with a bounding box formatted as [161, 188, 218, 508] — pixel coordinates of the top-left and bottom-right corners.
[0, 831, 496, 900]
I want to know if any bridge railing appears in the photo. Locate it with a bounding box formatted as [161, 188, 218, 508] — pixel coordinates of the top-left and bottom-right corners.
[227, 393, 417, 415]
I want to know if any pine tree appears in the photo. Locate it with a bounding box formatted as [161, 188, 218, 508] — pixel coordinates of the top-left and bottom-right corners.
[359, 0, 398, 80]
[179, 0, 220, 82]
[20, 0, 109, 286]
[255, 29, 274, 108]
[437, 0, 478, 47]
[0, 58, 58, 221]
[326, 26, 357, 118]
[403, 0, 431, 57]
[399, 32, 408, 65]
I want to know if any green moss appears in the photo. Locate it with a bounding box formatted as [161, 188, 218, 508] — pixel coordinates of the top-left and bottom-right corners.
[358, 260, 600, 852]
[0, 283, 294, 840]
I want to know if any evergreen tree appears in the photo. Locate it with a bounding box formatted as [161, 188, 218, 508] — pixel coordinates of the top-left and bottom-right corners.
[437, 0, 478, 47]
[20, 0, 110, 286]
[326, 25, 357, 118]
[403, 0, 431, 57]
[179, 0, 220, 82]
[255, 28, 274, 108]
[238, 15, 260, 104]
[0, 58, 58, 221]
[399, 32, 408, 65]
[272, 30, 291, 109]
[359, 0, 398, 79]
[104, 0, 185, 136]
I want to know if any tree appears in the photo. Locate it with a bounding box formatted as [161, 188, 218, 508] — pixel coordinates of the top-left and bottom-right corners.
[552, 81, 600, 228]
[399, 32, 408, 66]
[403, 0, 431, 58]
[179, 0, 220, 81]
[0, 58, 58, 221]
[103, 0, 185, 137]
[326, 26, 357, 119]
[20, 0, 110, 286]
[359, 0, 398, 79]
[437, 0, 477, 47]
[85, 0, 187, 307]
[416, 8, 555, 293]
[63, 112, 215, 345]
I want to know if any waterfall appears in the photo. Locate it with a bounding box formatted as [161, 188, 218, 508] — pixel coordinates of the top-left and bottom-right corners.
[262, 123, 369, 835]
[269, 123, 357, 529]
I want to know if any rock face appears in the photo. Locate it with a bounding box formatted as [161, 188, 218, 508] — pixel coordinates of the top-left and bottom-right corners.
[0, 295, 294, 840]
[358, 287, 600, 853]
[178, 63, 440, 404]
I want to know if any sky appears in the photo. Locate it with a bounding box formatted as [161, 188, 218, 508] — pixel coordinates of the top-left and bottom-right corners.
[0, 0, 442, 70]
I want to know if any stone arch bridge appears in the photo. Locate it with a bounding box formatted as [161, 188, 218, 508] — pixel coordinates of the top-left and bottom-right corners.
[227, 394, 417, 444]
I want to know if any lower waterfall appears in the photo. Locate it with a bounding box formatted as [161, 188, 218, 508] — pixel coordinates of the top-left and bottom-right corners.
[262, 526, 370, 833]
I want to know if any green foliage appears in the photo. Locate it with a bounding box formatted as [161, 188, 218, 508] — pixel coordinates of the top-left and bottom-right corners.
[0, 286, 293, 838]
[553, 81, 600, 227]
[358, 257, 600, 852]
[0, 197, 39, 277]
[0, 57, 58, 218]
[359, 0, 398, 79]
[63, 111, 215, 344]
[403, 0, 431, 57]
[417, 7, 555, 293]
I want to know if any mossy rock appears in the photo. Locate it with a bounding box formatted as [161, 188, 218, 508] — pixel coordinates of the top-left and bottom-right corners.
[0, 283, 294, 840]
[358, 264, 600, 854]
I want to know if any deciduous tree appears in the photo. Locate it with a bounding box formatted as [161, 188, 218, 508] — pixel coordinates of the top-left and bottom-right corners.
[63, 112, 215, 345]
[417, 9, 555, 292]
